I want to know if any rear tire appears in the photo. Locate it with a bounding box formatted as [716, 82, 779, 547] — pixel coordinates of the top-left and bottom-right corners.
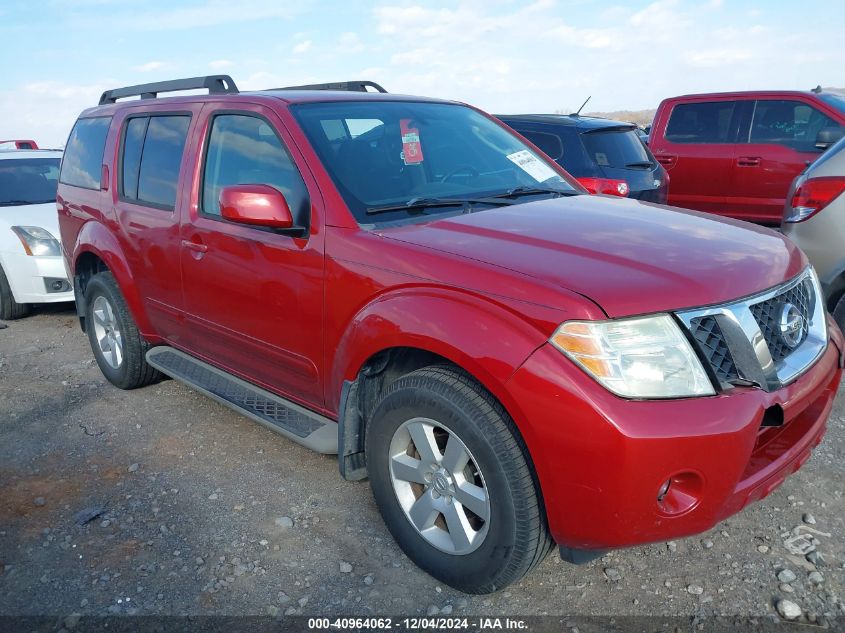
[85, 271, 160, 389]
[833, 293, 845, 335]
[366, 365, 553, 594]
[0, 265, 31, 320]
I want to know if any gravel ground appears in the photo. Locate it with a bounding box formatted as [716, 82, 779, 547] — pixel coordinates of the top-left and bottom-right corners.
[1, 305, 844, 626]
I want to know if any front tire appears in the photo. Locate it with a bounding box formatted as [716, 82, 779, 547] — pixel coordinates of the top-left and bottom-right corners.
[832, 293, 845, 335]
[85, 272, 160, 389]
[0, 264, 31, 320]
[366, 365, 553, 594]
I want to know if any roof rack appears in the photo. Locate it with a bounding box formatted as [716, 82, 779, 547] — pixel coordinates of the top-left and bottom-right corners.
[99, 75, 239, 105]
[275, 80, 387, 93]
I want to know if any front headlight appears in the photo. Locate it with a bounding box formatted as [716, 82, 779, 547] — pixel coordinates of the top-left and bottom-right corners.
[11, 226, 61, 257]
[549, 314, 715, 399]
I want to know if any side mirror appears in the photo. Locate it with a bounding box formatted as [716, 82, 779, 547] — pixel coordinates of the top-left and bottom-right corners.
[219, 184, 294, 229]
[815, 126, 845, 150]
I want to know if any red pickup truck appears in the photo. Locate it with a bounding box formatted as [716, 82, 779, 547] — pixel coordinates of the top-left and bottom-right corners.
[650, 89, 845, 224]
[57, 76, 842, 593]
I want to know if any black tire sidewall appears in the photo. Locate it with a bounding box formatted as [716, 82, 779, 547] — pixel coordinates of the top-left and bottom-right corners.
[0, 264, 29, 320]
[85, 275, 133, 387]
[367, 382, 521, 592]
[833, 293, 845, 335]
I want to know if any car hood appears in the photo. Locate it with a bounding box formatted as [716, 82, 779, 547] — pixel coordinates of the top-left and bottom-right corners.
[378, 195, 806, 318]
[0, 202, 61, 237]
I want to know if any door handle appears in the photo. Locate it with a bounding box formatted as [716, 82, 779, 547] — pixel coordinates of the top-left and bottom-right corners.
[737, 156, 761, 167]
[181, 240, 208, 253]
[655, 154, 677, 168]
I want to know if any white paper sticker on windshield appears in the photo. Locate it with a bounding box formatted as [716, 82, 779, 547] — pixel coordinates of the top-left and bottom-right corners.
[506, 150, 558, 182]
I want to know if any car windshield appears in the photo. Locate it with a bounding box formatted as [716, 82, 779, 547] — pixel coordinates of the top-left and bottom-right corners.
[580, 127, 654, 169]
[292, 101, 580, 223]
[0, 157, 61, 206]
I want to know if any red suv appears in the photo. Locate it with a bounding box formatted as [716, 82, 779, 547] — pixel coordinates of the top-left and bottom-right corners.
[58, 76, 843, 593]
[650, 89, 845, 224]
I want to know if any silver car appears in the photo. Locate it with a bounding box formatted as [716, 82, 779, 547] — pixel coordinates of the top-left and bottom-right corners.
[782, 135, 845, 331]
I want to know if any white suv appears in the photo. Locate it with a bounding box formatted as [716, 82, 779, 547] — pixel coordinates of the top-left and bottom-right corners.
[0, 149, 73, 319]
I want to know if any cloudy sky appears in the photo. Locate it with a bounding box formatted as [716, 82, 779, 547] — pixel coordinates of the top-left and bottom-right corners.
[1, 0, 842, 147]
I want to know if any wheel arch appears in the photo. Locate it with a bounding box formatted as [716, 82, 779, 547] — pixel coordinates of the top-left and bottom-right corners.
[332, 289, 549, 481]
[71, 222, 152, 336]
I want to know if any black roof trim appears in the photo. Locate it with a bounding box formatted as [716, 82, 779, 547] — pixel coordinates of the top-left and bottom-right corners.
[274, 80, 387, 93]
[99, 75, 239, 105]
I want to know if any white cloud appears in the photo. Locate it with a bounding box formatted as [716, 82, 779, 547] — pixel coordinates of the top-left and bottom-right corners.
[65, 0, 307, 32]
[685, 48, 754, 68]
[0, 81, 107, 148]
[367, 0, 842, 115]
[292, 40, 312, 54]
[133, 61, 167, 73]
[208, 59, 234, 70]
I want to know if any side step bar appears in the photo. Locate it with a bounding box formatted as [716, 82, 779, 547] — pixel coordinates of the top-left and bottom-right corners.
[146, 347, 338, 454]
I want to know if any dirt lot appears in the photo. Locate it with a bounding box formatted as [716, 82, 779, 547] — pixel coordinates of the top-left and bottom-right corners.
[1, 305, 844, 626]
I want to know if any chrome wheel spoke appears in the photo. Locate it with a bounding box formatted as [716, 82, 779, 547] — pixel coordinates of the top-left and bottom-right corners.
[441, 436, 470, 474]
[407, 422, 440, 465]
[442, 501, 474, 552]
[92, 295, 123, 369]
[454, 481, 489, 521]
[103, 299, 115, 324]
[390, 454, 428, 485]
[93, 308, 107, 328]
[408, 490, 438, 531]
[112, 336, 123, 366]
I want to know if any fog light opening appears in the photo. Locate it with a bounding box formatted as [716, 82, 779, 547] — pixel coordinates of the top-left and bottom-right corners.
[44, 277, 71, 294]
[657, 479, 671, 502]
[656, 471, 704, 516]
[761, 404, 784, 428]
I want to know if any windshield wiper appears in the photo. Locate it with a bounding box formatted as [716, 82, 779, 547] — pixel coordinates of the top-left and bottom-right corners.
[366, 196, 515, 215]
[0, 199, 55, 206]
[624, 161, 655, 169]
[488, 186, 579, 199]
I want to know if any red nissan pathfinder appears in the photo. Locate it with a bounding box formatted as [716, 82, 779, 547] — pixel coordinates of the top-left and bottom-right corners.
[57, 76, 843, 593]
[650, 89, 845, 225]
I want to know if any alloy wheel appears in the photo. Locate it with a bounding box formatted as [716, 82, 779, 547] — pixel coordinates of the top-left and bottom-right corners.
[388, 417, 490, 555]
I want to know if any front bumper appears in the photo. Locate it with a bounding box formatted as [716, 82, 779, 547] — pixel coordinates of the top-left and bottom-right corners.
[0, 251, 74, 304]
[505, 318, 843, 550]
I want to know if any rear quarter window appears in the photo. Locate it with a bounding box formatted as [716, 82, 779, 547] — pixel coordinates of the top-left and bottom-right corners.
[520, 130, 564, 161]
[665, 101, 737, 144]
[60, 117, 111, 189]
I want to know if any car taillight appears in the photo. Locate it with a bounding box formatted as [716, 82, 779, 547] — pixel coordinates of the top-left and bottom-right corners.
[577, 177, 629, 197]
[786, 177, 845, 223]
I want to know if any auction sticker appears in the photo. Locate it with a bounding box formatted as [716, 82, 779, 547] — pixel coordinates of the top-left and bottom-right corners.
[400, 118, 424, 164]
[506, 149, 558, 182]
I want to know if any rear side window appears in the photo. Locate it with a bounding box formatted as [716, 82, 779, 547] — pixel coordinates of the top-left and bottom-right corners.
[60, 117, 111, 189]
[665, 101, 736, 143]
[119, 115, 190, 209]
[580, 128, 653, 168]
[201, 114, 309, 224]
[520, 130, 564, 161]
[750, 99, 841, 151]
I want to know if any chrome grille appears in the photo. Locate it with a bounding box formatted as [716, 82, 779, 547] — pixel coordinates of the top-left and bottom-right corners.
[689, 316, 738, 382]
[677, 268, 827, 392]
[748, 279, 812, 362]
